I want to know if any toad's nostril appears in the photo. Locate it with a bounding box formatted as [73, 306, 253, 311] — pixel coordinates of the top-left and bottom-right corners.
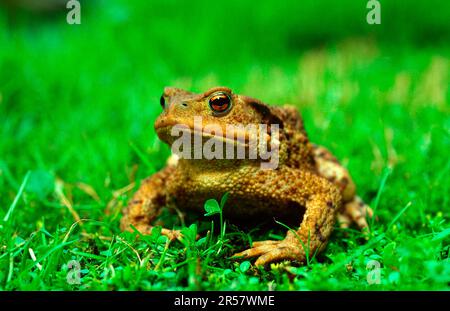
[181, 102, 188, 107]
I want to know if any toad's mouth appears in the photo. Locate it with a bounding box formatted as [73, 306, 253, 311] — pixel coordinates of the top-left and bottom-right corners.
[155, 119, 275, 148]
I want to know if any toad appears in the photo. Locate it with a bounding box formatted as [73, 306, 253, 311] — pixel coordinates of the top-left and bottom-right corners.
[120, 87, 373, 266]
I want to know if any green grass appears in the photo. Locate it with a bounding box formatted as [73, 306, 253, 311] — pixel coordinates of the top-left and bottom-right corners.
[0, 0, 449, 290]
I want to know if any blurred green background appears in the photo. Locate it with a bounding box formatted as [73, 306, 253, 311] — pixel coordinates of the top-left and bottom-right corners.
[0, 0, 448, 290]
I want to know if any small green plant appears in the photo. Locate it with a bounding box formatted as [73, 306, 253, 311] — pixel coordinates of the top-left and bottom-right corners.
[204, 192, 229, 254]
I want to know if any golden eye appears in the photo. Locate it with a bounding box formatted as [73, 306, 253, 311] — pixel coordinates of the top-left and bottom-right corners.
[209, 92, 232, 114]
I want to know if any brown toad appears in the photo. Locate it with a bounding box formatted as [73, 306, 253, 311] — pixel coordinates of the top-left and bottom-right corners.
[120, 87, 373, 266]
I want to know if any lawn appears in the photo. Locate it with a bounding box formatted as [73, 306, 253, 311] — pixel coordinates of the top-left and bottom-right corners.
[0, 0, 449, 290]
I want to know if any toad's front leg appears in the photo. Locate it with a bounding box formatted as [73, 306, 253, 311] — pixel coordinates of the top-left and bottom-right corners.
[233, 169, 341, 266]
[120, 166, 181, 241]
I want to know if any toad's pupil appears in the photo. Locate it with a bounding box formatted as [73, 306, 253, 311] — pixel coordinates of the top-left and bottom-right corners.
[210, 95, 230, 112]
[160, 96, 165, 109]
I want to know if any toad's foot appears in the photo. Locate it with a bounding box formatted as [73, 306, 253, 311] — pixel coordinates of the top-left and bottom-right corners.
[131, 224, 182, 241]
[120, 166, 184, 241]
[337, 196, 374, 231]
[160, 228, 183, 241]
[233, 191, 338, 267]
[232, 239, 305, 267]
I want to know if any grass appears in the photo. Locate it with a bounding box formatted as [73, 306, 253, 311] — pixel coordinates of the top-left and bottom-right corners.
[0, 0, 449, 290]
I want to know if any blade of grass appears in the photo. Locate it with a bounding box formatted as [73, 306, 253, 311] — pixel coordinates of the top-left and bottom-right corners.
[129, 142, 156, 172]
[70, 250, 106, 261]
[388, 201, 412, 229]
[274, 219, 312, 266]
[370, 167, 391, 228]
[3, 171, 31, 223]
[23, 239, 78, 272]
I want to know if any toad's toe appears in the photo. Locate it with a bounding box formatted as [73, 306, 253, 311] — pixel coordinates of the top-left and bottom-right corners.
[232, 242, 281, 259]
[233, 240, 305, 267]
[341, 196, 374, 231]
[160, 228, 183, 241]
[251, 240, 280, 247]
[254, 246, 303, 266]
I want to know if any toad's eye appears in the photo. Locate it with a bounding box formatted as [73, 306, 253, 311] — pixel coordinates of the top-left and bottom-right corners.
[208, 92, 232, 114]
[160, 95, 166, 109]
